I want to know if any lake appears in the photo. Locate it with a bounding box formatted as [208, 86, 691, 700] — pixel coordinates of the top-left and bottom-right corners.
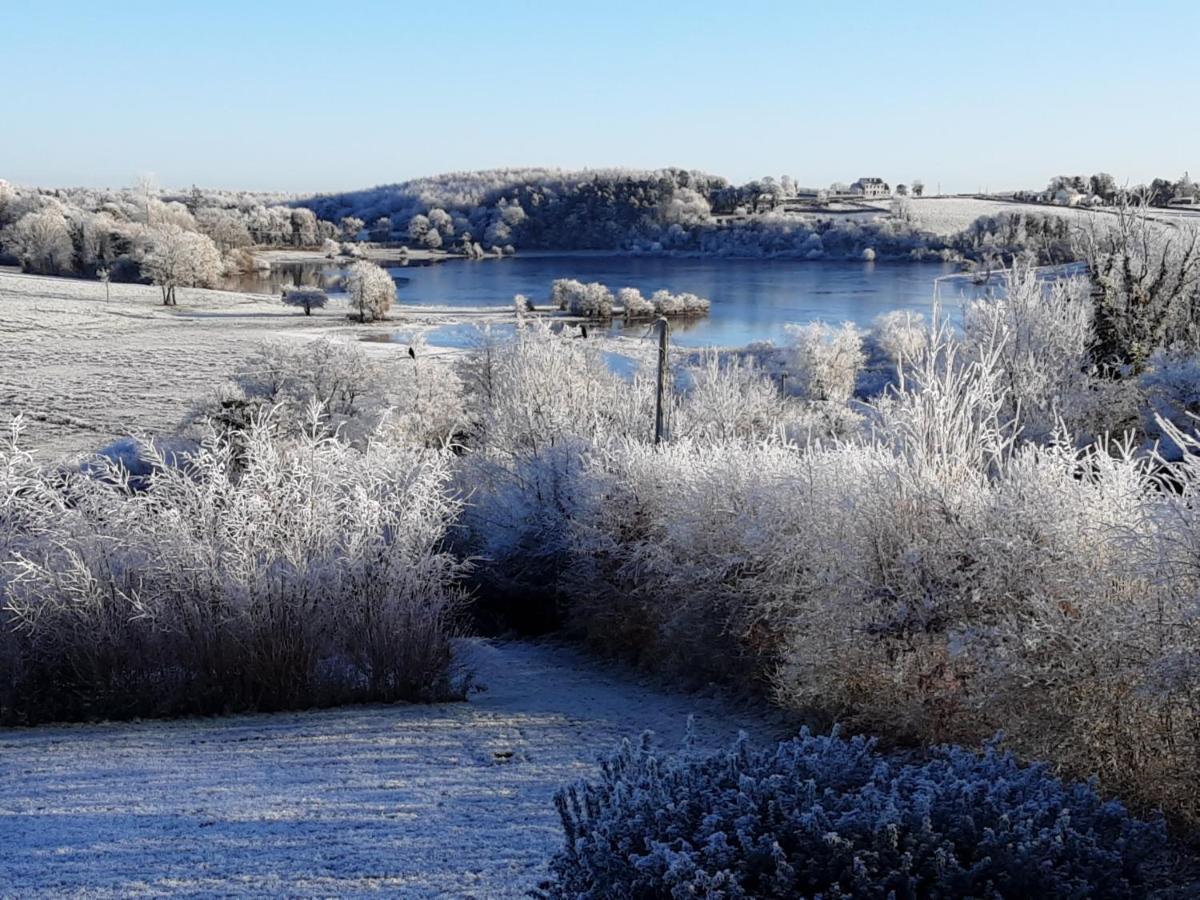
[247, 254, 983, 348]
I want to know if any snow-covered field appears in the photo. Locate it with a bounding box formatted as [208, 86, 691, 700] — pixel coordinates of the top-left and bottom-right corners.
[0, 272, 472, 460]
[907, 197, 1094, 235]
[0, 639, 778, 897]
[908, 196, 1200, 236]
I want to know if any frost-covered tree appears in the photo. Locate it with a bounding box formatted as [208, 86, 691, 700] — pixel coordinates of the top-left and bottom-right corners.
[407, 214, 430, 243]
[339, 216, 364, 241]
[195, 207, 252, 251]
[281, 287, 328, 316]
[344, 260, 396, 322]
[141, 224, 222, 305]
[427, 207, 454, 239]
[1, 208, 74, 274]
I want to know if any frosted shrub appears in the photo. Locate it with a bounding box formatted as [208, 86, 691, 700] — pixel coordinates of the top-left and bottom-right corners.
[193, 338, 462, 449]
[783, 321, 865, 402]
[616, 286, 653, 319]
[649, 288, 710, 316]
[674, 353, 790, 443]
[555, 317, 1200, 823]
[0, 413, 465, 723]
[963, 266, 1096, 441]
[550, 278, 614, 318]
[547, 729, 1176, 899]
[872, 309, 927, 364]
[212, 339, 388, 444]
[457, 321, 644, 624]
[1081, 201, 1200, 368]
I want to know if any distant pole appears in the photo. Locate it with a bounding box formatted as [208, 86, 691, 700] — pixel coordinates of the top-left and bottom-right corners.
[654, 316, 670, 445]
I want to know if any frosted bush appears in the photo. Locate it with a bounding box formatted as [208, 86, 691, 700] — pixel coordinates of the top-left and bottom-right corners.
[616, 286, 653, 319]
[552, 316, 1200, 824]
[649, 288, 710, 316]
[783, 321, 865, 402]
[673, 353, 790, 443]
[191, 338, 462, 449]
[872, 309, 927, 364]
[963, 266, 1096, 441]
[213, 339, 389, 445]
[550, 278, 614, 318]
[0, 412, 466, 723]
[457, 320, 647, 623]
[547, 729, 1176, 899]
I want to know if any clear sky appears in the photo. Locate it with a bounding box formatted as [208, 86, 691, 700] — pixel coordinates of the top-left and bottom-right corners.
[3, 0, 1196, 194]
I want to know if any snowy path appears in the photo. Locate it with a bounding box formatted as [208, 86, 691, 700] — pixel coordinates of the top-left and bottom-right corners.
[0, 640, 779, 898]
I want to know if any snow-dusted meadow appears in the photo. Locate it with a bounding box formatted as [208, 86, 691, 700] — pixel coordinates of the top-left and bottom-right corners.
[908, 195, 1200, 236]
[0, 639, 776, 897]
[0, 271, 479, 459]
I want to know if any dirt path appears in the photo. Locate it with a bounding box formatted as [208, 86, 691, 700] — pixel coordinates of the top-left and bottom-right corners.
[0, 639, 779, 898]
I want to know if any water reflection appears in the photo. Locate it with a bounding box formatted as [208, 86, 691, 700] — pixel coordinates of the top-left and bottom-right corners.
[238, 255, 983, 347]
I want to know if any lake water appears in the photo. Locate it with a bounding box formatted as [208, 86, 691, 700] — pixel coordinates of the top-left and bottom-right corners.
[248, 255, 983, 348]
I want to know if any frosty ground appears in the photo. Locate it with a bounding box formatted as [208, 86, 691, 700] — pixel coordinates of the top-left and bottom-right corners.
[0, 639, 778, 897]
[0, 270, 505, 460]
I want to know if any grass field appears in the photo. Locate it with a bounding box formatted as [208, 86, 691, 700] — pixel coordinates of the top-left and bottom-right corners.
[0, 271, 463, 459]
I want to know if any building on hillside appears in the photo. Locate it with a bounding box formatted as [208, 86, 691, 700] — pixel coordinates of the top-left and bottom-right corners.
[850, 177, 890, 199]
[1052, 187, 1085, 206]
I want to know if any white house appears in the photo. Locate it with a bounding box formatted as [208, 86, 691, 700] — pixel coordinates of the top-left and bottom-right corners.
[850, 177, 890, 199]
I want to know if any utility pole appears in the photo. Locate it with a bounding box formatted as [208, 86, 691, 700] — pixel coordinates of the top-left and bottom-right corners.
[654, 317, 670, 445]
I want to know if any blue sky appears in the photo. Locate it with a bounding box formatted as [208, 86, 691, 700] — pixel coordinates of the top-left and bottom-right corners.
[3, 1, 1196, 193]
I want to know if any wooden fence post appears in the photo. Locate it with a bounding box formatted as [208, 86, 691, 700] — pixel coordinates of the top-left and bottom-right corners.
[654, 316, 670, 445]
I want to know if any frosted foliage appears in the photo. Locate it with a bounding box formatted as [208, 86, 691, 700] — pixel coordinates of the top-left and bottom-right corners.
[2, 209, 74, 274]
[964, 266, 1096, 440]
[783, 321, 864, 402]
[0, 413, 465, 723]
[552, 317, 1200, 825]
[550, 279, 614, 318]
[873, 309, 927, 364]
[141, 224, 222, 304]
[457, 321, 649, 600]
[674, 353, 791, 443]
[547, 729, 1174, 898]
[616, 286, 653, 318]
[647, 289, 710, 316]
[200, 339, 462, 449]
[344, 260, 396, 322]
